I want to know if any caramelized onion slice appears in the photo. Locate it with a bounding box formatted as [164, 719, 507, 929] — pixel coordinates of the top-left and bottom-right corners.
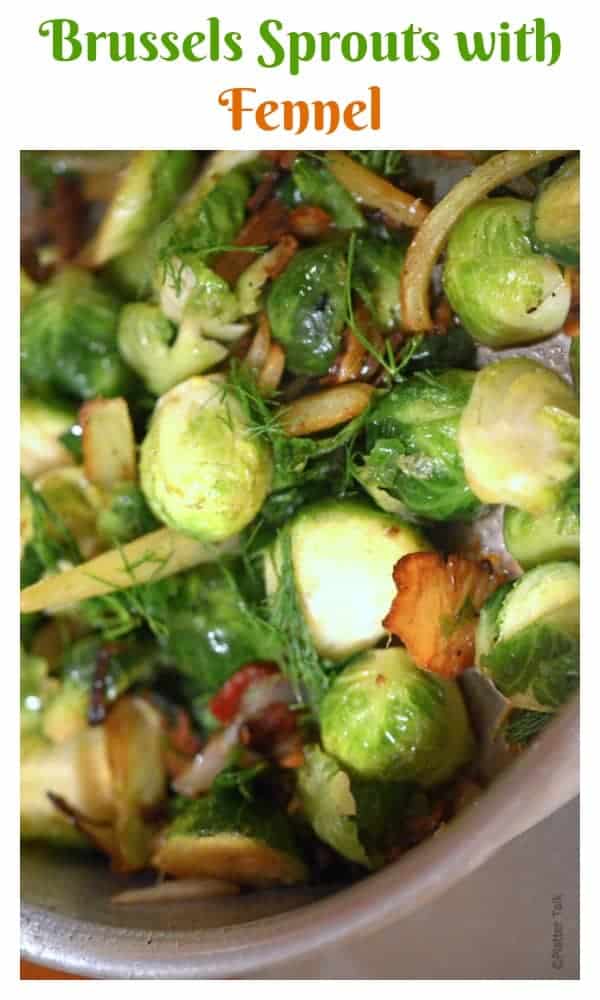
[326, 151, 429, 229]
[279, 383, 374, 437]
[111, 878, 240, 904]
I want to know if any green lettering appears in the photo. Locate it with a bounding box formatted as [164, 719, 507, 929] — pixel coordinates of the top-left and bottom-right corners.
[39, 18, 81, 61]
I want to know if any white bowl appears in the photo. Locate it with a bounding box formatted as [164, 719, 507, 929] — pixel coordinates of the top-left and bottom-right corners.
[21, 697, 578, 979]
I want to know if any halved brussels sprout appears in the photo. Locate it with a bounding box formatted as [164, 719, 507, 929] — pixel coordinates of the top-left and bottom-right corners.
[320, 647, 475, 786]
[91, 150, 196, 265]
[264, 499, 430, 661]
[443, 197, 571, 348]
[361, 370, 482, 522]
[23, 466, 105, 561]
[267, 244, 348, 375]
[504, 474, 579, 570]
[153, 785, 307, 886]
[297, 745, 370, 866]
[297, 745, 410, 868]
[20, 397, 77, 479]
[140, 376, 272, 542]
[118, 302, 229, 397]
[458, 357, 579, 515]
[476, 562, 579, 712]
[531, 157, 580, 266]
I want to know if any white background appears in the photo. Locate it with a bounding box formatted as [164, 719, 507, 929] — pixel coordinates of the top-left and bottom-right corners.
[5, 0, 594, 992]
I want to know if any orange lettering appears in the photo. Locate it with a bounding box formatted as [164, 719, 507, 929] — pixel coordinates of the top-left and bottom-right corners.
[217, 87, 256, 130]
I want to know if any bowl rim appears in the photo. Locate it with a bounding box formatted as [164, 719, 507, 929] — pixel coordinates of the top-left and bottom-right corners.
[21, 697, 579, 979]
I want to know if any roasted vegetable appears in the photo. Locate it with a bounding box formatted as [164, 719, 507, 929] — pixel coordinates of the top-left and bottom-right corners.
[20, 526, 241, 615]
[383, 552, 500, 678]
[531, 157, 580, 266]
[503, 474, 579, 570]
[267, 244, 348, 375]
[351, 231, 407, 331]
[476, 562, 579, 713]
[458, 357, 579, 515]
[21, 269, 132, 401]
[443, 197, 570, 348]
[297, 745, 410, 868]
[79, 397, 136, 490]
[96, 484, 158, 545]
[20, 397, 77, 479]
[153, 785, 307, 886]
[21, 466, 104, 565]
[265, 499, 430, 662]
[117, 299, 232, 397]
[361, 370, 482, 522]
[140, 376, 272, 541]
[292, 155, 365, 230]
[22, 695, 168, 871]
[320, 647, 475, 786]
[91, 150, 196, 265]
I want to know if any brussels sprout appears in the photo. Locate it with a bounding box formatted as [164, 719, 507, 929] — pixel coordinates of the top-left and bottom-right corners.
[97, 483, 158, 544]
[351, 232, 407, 330]
[476, 562, 579, 712]
[159, 254, 247, 342]
[21, 268, 132, 401]
[320, 647, 475, 785]
[504, 474, 579, 570]
[297, 745, 411, 868]
[458, 357, 579, 514]
[20, 397, 77, 479]
[21, 467, 107, 584]
[267, 244, 348, 375]
[104, 234, 157, 301]
[361, 370, 483, 522]
[118, 300, 230, 398]
[297, 745, 370, 866]
[91, 151, 196, 265]
[163, 164, 252, 263]
[401, 327, 477, 374]
[137, 563, 280, 705]
[26, 467, 105, 561]
[531, 156, 579, 266]
[140, 375, 272, 542]
[20, 474, 74, 590]
[292, 155, 365, 229]
[153, 785, 307, 886]
[264, 499, 430, 661]
[21, 726, 114, 846]
[443, 197, 571, 348]
[570, 336, 580, 396]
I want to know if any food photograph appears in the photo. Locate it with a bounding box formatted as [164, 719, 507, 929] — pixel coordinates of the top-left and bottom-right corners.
[19, 149, 580, 979]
